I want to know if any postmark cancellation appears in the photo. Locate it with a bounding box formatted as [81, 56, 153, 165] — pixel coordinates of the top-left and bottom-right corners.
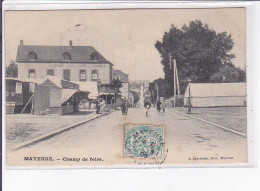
[123, 124, 165, 159]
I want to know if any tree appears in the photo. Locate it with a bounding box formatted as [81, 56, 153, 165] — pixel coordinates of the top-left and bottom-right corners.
[149, 78, 165, 103]
[155, 20, 236, 97]
[112, 79, 123, 93]
[6, 60, 18, 77]
[210, 63, 246, 83]
[112, 79, 123, 107]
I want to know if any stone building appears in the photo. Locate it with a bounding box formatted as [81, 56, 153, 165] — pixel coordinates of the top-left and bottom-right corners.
[16, 40, 113, 97]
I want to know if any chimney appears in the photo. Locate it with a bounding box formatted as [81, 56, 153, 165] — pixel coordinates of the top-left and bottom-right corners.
[20, 40, 23, 46]
[69, 40, 72, 47]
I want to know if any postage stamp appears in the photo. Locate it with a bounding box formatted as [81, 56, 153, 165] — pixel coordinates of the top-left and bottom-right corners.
[123, 124, 165, 158]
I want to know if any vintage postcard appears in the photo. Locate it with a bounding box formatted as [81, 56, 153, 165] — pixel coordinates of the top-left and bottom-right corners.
[3, 7, 249, 167]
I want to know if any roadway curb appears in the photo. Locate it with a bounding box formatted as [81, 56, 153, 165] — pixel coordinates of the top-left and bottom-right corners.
[172, 109, 247, 138]
[12, 110, 117, 151]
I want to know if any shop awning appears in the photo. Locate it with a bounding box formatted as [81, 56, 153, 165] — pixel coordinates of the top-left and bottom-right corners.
[100, 92, 122, 96]
[61, 89, 78, 104]
[73, 81, 99, 98]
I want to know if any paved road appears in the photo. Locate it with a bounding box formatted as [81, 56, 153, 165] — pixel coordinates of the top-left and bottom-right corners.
[8, 108, 247, 166]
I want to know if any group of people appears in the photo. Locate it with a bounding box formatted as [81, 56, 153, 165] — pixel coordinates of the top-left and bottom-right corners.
[156, 99, 166, 113]
[96, 97, 166, 116]
[144, 99, 166, 116]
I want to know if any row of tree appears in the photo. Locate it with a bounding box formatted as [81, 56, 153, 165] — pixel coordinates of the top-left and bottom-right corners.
[150, 20, 246, 99]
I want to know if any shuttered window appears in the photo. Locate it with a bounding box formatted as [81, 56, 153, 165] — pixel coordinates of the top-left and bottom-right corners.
[29, 69, 36, 78]
[63, 70, 71, 81]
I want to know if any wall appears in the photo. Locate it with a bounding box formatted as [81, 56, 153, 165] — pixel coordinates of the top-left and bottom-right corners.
[18, 62, 111, 84]
[120, 82, 129, 99]
[62, 105, 74, 115]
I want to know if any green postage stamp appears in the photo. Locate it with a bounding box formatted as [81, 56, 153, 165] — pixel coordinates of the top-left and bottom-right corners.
[124, 124, 165, 158]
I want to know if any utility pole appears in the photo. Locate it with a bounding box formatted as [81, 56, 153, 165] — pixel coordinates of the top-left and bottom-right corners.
[155, 82, 159, 102]
[187, 79, 192, 114]
[172, 58, 180, 107]
[173, 58, 176, 106]
[174, 59, 180, 96]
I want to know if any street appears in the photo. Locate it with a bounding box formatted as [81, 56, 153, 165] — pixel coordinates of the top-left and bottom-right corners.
[7, 107, 247, 166]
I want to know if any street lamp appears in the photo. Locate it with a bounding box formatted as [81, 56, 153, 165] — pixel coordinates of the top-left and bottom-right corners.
[187, 79, 192, 114]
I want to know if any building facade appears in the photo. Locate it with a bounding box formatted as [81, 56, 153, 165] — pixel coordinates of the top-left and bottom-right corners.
[113, 70, 129, 100]
[16, 40, 113, 87]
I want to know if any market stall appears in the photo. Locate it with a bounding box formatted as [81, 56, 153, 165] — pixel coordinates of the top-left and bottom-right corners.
[5, 78, 42, 113]
[33, 76, 80, 115]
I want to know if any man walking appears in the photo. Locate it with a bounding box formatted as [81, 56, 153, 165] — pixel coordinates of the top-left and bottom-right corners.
[144, 100, 151, 117]
[161, 99, 166, 113]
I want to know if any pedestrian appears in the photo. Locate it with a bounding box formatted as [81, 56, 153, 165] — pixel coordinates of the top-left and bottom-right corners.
[161, 99, 166, 113]
[121, 100, 128, 115]
[99, 99, 106, 114]
[156, 99, 161, 112]
[144, 100, 151, 116]
[96, 100, 100, 114]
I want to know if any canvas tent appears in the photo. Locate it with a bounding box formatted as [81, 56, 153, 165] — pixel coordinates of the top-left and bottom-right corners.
[184, 83, 246, 107]
[73, 81, 98, 99]
[5, 78, 43, 113]
[33, 76, 80, 115]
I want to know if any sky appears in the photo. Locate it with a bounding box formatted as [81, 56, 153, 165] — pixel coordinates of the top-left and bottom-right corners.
[4, 8, 246, 81]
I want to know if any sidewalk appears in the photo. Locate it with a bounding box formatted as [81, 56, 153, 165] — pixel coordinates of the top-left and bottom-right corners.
[171, 107, 247, 135]
[5, 111, 112, 150]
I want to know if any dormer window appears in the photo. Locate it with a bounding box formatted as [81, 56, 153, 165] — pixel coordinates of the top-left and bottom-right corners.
[28, 51, 37, 60]
[63, 52, 71, 61]
[90, 52, 99, 61]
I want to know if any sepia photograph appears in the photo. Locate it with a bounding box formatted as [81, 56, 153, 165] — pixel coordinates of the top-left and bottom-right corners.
[4, 8, 248, 167]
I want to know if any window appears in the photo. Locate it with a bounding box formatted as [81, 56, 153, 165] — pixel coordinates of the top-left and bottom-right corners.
[79, 70, 86, 81]
[29, 69, 36, 78]
[115, 75, 120, 80]
[63, 52, 71, 61]
[90, 53, 99, 61]
[91, 70, 98, 81]
[28, 51, 37, 60]
[47, 69, 54, 76]
[63, 70, 71, 81]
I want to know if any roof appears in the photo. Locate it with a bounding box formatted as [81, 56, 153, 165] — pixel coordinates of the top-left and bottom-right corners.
[41, 75, 63, 88]
[6, 77, 44, 84]
[16, 45, 111, 64]
[113, 70, 129, 82]
[40, 75, 79, 89]
[72, 81, 98, 97]
[184, 83, 246, 98]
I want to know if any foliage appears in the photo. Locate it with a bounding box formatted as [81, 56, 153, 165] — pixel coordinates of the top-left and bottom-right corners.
[149, 78, 165, 103]
[6, 60, 18, 78]
[154, 20, 240, 97]
[112, 79, 123, 93]
[210, 63, 246, 83]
